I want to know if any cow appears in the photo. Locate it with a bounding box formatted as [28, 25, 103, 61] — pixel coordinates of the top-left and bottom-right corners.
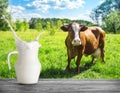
[60, 22, 106, 74]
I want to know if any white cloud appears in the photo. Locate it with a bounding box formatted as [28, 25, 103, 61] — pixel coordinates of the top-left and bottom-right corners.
[12, 13, 42, 21]
[27, 0, 51, 12]
[27, 0, 85, 12]
[55, 0, 85, 9]
[64, 10, 93, 22]
[7, 5, 25, 14]
[71, 14, 92, 22]
[49, 12, 93, 23]
[7, 5, 42, 21]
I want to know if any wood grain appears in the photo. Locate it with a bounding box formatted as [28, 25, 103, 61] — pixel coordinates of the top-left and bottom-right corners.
[0, 79, 120, 93]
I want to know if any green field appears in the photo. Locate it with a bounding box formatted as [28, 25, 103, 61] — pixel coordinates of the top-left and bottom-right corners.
[0, 31, 120, 79]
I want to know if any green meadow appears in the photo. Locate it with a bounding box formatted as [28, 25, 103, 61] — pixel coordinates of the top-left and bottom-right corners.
[0, 31, 120, 79]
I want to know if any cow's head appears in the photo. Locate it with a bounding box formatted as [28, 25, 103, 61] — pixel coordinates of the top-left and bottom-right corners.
[61, 22, 88, 46]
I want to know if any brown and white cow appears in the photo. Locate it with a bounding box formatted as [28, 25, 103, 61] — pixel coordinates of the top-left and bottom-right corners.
[61, 22, 106, 74]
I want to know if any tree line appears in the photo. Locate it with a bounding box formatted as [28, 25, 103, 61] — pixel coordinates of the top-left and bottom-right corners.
[12, 18, 93, 35]
[29, 18, 93, 29]
[1, 0, 120, 34]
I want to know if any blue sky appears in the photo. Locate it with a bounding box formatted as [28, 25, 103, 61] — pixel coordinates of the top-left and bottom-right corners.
[8, 0, 105, 22]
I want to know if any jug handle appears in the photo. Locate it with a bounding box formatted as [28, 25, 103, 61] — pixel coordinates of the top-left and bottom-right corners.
[7, 50, 18, 70]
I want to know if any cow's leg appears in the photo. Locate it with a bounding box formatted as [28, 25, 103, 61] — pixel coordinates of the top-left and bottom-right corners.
[66, 56, 71, 71]
[65, 49, 72, 71]
[100, 39, 105, 63]
[75, 53, 82, 74]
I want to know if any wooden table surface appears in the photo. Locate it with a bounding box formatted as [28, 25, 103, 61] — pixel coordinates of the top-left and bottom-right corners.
[0, 79, 120, 93]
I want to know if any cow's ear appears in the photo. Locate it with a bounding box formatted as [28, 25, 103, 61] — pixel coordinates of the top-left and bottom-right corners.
[80, 25, 88, 31]
[60, 25, 69, 32]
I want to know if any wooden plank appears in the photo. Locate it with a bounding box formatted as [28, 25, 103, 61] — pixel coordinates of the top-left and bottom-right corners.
[0, 79, 120, 93]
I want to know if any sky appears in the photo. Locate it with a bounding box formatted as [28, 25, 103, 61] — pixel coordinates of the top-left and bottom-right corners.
[7, 0, 105, 22]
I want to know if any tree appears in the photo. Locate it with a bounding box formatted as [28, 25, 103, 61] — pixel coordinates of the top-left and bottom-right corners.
[90, 8, 102, 24]
[35, 22, 42, 31]
[113, 0, 120, 11]
[29, 18, 37, 29]
[103, 11, 120, 33]
[90, 0, 120, 25]
[22, 19, 29, 31]
[57, 20, 62, 31]
[15, 20, 22, 31]
[15, 19, 29, 31]
[46, 21, 51, 31]
[0, 0, 10, 31]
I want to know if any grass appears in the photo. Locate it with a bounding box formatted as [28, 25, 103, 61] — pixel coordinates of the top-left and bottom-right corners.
[0, 31, 120, 79]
